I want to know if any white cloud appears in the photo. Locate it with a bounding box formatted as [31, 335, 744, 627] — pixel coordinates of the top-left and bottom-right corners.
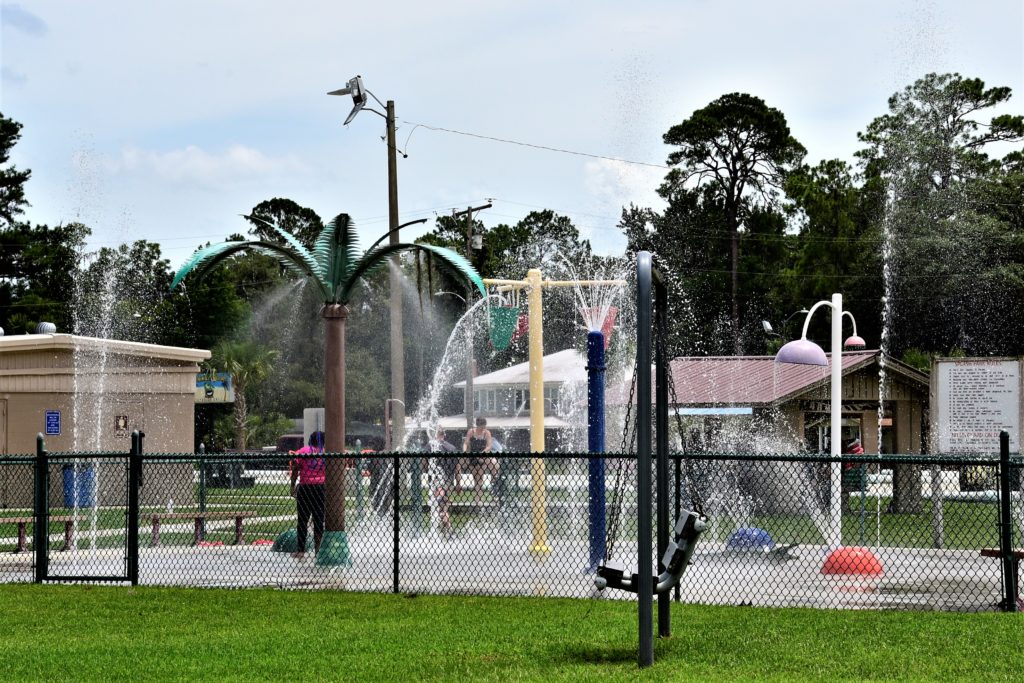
[109, 144, 309, 188]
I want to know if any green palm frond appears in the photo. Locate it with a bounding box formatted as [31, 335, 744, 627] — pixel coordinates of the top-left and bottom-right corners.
[314, 213, 360, 291]
[172, 240, 330, 299]
[312, 218, 336, 274]
[247, 245, 327, 299]
[171, 241, 248, 290]
[337, 242, 485, 303]
[244, 214, 323, 280]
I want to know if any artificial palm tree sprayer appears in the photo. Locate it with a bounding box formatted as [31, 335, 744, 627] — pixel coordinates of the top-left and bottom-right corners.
[172, 213, 485, 565]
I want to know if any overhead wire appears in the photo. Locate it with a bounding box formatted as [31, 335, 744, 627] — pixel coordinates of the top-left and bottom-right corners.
[401, 121, 669, 170]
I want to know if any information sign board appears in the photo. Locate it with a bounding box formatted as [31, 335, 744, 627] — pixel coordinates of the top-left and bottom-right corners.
[932, 358, 1022, 454]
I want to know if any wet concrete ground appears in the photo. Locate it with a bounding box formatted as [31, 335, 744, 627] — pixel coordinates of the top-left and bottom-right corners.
[1, 519, 1007, 611]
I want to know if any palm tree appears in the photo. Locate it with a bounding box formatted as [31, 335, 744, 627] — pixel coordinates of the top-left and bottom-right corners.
[210, 340, 279, 451]
[172, 213, 484, 565]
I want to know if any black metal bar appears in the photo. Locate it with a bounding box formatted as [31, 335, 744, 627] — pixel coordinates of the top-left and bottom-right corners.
[132, 449, 1006, 465]
[127, 431, 142, 586]
[636, 250, 654, 668]
[34, 434, 48, 583]
[654, 273, 670, 639]
[998, 431, 1017, 612]
[393, 454, 400, 594]
[674, 451, 681, 603]
[44, 575, 129, 583]
[198, 443, 207, 540]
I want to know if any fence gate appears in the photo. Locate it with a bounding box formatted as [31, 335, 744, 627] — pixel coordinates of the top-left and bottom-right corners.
[35, 433, 141, 585]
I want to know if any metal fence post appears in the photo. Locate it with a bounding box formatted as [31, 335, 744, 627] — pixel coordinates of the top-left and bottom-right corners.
[411, 455, 423, 536]
[673, 454, 681, 603]
[998, 431, 1017, 612]
[127, 431, 142, 586]
[355, 439, 364, 520]
[393, 454, 400, 594]
[33, 433, 48, 583]
[198, 443, 207, 539]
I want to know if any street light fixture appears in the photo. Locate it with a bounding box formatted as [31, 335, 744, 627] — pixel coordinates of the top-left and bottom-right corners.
[330, 74, 409, 450]
[328, 75, 370, 125]
[774, 293, 863, 550]
[762, 308, 810, 340]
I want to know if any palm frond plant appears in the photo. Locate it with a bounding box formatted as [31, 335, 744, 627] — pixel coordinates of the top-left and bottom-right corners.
[173, 213, 484, 565]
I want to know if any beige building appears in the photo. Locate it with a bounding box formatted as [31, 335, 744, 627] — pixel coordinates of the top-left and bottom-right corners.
[0, 333, 209, 508]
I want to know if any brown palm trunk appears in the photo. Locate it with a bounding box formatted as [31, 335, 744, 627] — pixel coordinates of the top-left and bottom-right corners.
[323, 304, 348, 531]
[234, 383, 248, 451]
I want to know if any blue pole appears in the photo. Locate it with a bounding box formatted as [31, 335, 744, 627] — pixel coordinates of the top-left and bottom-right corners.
[587, 330, 607, 571]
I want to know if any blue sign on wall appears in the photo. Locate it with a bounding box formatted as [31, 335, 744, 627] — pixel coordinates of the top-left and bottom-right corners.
[45, 410, 61, 436]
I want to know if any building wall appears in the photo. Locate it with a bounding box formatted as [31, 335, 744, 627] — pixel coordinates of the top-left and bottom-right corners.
[801, 367, 920, 402]
[0, 338, 206, 509]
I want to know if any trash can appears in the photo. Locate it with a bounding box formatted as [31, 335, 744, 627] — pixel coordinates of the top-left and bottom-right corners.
[63, 466, 96, 507]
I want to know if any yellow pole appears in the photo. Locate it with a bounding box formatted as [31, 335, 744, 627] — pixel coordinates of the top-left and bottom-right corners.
[526, 268, 551, 556]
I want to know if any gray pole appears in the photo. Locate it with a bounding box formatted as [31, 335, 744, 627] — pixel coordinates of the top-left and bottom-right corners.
[463, 208, 474, 431]
[636, 251, 654, 668]
[387, 100, 405, 451]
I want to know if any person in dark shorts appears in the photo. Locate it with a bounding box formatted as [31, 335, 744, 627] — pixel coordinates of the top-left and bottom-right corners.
[289, 431, 326, 559]
[463, 417, 498, 505]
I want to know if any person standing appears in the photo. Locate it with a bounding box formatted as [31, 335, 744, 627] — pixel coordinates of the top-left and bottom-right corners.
[428, 427, 458, 536]
[463, 417, 498, 505]
[289, 430, 326, 559]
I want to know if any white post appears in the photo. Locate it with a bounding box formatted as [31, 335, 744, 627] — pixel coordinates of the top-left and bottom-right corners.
[830, 293, 843, 549]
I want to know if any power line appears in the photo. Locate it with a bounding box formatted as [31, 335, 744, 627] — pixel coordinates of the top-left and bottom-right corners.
[402, 121, 669, 169]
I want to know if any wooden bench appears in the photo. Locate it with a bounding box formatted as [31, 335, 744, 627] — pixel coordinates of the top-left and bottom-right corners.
[1, 516, 75, 553]
[980, 547, 1024, 611]
[150, 511, 257, 547]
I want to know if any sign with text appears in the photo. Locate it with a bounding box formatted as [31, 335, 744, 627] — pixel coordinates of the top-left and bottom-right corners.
[45, 410, 61, 436]
[932, 358, 1022, 454]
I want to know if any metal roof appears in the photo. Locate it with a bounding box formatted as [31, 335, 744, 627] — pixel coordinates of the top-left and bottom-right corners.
[667, 350, 926, 406]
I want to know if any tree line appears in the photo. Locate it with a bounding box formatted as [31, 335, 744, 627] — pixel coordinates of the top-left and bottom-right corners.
[1, 71, 1021, 448]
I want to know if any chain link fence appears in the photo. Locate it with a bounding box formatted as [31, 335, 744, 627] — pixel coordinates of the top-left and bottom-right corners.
[2, 444, 1021, 612]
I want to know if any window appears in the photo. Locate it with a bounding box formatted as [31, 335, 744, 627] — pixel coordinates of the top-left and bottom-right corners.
[544, 386, 559, 414]
[474, 388, 496, 414]
[514, 389, 530, 412]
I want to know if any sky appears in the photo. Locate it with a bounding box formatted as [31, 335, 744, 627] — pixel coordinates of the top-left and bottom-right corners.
[2, 1, 1022, 268]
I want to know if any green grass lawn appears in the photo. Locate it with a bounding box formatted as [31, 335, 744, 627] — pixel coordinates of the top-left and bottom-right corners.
[0, 585, 1020, 682]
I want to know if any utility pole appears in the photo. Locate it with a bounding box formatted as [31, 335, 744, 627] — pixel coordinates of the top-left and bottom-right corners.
[386, 99, 405, 451]
[452, 203, 491, 431]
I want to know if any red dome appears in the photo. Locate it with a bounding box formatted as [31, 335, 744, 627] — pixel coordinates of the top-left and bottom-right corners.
[821, 546, 883, 576]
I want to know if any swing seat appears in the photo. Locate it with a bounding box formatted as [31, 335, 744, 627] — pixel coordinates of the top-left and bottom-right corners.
[595, 509, 707, 594]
